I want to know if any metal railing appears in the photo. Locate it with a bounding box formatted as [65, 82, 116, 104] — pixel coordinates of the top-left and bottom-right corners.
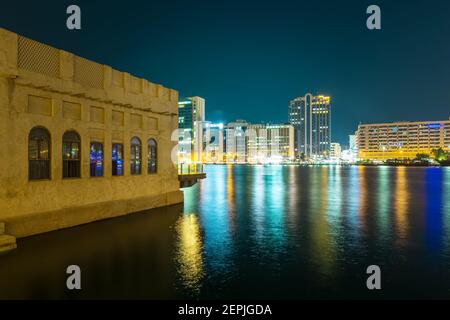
[178, 163, 204, 175]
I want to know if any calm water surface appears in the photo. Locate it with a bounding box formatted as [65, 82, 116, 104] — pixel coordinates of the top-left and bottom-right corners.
[1, 165, 450, 299]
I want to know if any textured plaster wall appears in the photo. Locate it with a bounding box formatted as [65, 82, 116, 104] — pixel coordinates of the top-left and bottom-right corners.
[0, 28, 183, 237]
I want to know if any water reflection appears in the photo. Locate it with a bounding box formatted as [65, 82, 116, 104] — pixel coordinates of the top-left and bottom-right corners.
[175, 213, 204, 295]
[2, 165, 450, 299]
[252, 165, 265, 242]
[444, 169, 450, 225]
[265, 165, 286, 253]
[425, 168, 444, 253]
[394, 167, 408, 247]
[444, 168, 450, 258]
[310, 167, 336, 278]
[377, 167, 390, 241]
[358, 166, 367, 221]
[346, 166, 362, 241]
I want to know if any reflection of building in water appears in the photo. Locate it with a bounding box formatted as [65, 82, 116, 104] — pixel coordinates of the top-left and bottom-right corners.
[310, 167, 336, 276]
[395, 167, 408, 245]
[0, 28, 182, 243]
[356, 119, 450, 161]
[175, 214, 204, 293]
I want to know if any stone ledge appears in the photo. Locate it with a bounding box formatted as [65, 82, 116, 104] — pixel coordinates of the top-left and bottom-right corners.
[3, 190, 184, 239]
[0, 234, 17, 254]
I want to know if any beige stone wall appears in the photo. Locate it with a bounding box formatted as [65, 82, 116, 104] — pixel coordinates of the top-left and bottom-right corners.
[0, 28, 183, 238]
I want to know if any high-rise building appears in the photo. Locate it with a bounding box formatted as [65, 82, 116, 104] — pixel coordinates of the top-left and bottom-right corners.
[204, 122, 224, 163]
[178, 96, 205, 163]
[330, 142, 342, 159]
[289, 93, 331, 159]
[356, 119, 450, 161]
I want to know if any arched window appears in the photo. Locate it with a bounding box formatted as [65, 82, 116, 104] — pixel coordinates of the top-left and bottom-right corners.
[148, 138, 157, 174]
[28, 127, 51, 180]
[130, 137, 141, 175]
[112, 143, 124, 176]
[63, 131, 81, 178]
[90, 142, 103, 177]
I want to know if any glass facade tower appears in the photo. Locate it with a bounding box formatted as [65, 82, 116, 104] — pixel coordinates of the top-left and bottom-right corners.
[288, 93, 331, 159]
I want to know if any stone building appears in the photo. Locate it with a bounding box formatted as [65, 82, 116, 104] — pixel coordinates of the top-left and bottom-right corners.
[0, 28, 183, 249]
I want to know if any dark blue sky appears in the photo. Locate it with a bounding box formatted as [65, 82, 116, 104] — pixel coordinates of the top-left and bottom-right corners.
[1, 0, 450, 145]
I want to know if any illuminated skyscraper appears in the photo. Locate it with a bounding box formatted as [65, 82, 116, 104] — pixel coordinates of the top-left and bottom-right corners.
[178, 96, 205, 163]
[288, 93, 331, 159]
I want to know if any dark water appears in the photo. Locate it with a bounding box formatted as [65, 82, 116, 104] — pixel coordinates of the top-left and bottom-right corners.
[1, 165, 450, 299]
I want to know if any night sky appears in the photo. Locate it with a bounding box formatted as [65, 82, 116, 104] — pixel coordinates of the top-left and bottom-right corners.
[1, 0, 450, 146]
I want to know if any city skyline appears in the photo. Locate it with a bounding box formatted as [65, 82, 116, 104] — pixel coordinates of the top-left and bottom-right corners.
[2, 1, 450, 304]
[2, 0, 450, 146]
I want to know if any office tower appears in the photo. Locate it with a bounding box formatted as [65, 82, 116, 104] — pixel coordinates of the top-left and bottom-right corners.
[356, 119, 450, 160]
[289, 93, 331, 159]
[204, 122, 224, 163]
[178, 96, 205, 163]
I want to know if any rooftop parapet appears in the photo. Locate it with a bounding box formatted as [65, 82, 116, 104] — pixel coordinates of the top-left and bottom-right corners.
[0, 28, 178, 115]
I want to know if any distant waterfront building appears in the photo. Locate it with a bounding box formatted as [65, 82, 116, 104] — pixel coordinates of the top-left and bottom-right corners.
[204, 122, 224, 163]
[247, 123, 295, 163]
[356, 119, 450, 160]
[349, 134, 357, 152]
[225, 120, 249, 163]
[340, 134, 358, 163]
[178, 96, 205, 163]
[348, 134, 358, 162]
[330, 142, 342, 159]
[247, 124, 267, 162]
[288, 93, 331, 159]
[0, 28, 182, 243]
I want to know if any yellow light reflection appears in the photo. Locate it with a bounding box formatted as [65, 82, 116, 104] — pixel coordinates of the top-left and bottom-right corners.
[226, 164, 234, 207]
[377, 167, 390, 239]
[358, 166, 367, 221]
[394, 167, 408, 245]
[226, 164, 236, 230]
[311, 167, 335, 277]
[175, 214, 204, 293]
